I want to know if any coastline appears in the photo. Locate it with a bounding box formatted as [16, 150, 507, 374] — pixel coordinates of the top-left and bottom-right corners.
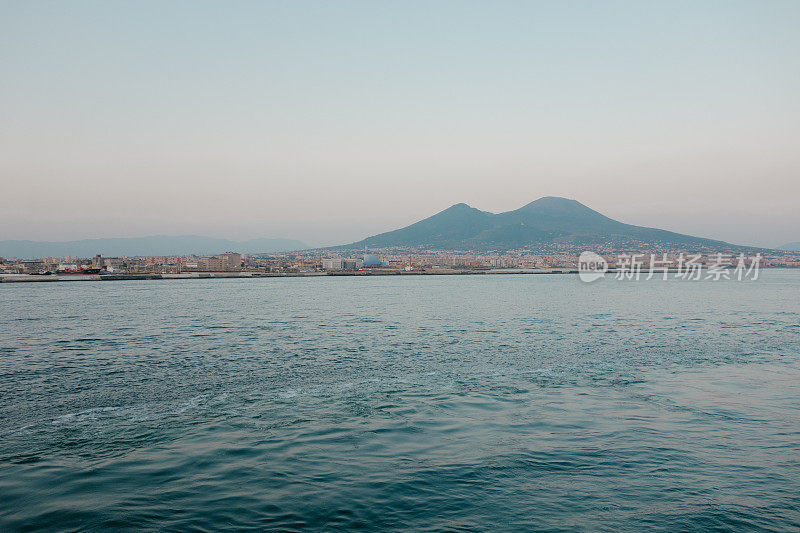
[0, 269, 581, 283]
[3, 267, 793, 283]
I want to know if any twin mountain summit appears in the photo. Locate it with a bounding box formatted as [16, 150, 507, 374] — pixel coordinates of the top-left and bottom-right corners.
[0, 197, 788, 258]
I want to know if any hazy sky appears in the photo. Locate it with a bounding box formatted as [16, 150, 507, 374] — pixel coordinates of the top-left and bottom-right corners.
[1, 1, 799, 247]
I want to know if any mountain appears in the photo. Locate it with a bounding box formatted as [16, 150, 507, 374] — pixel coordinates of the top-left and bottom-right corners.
[780, 242, 800, 251]
[0, 235, 309, 259]
[341, 197, 738, 251]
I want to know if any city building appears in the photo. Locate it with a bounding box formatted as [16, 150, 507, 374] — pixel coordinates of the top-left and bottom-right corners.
[194, 253, 242, 272]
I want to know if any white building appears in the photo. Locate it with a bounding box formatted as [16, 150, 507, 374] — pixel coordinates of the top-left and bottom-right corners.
[322, 258, 344, 270]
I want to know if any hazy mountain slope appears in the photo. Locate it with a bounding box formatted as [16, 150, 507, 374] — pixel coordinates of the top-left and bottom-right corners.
[0, 236, 309, 259]
[348, 203, 496, 249]
[499, 197, 728, 246]
[779, 242, 800, 251]
[343, 196, 734, 250]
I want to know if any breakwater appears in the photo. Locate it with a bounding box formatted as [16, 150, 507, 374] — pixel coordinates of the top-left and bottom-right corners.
[0, 269, 579, 283]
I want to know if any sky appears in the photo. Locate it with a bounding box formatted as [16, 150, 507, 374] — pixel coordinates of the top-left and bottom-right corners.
[1, 1, 799, 248]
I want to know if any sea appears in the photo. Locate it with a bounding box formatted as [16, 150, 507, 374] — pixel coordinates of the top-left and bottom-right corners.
[1, 271, 799, 531]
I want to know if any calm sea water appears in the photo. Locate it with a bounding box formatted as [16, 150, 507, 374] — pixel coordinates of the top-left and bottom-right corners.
[1, 272, 799, 531]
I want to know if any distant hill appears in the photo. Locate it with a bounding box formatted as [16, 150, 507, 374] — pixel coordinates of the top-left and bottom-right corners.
[780, 242, 800, 251]
[341, 196, 740, 251]
[0, 235, 309, 259]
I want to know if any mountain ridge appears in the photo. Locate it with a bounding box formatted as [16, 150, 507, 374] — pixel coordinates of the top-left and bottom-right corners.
[339, 196, 742, 251]
[0, 235, 309, 259]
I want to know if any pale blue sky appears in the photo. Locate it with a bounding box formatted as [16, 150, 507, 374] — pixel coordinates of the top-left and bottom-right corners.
[1, 1, 799, 246]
